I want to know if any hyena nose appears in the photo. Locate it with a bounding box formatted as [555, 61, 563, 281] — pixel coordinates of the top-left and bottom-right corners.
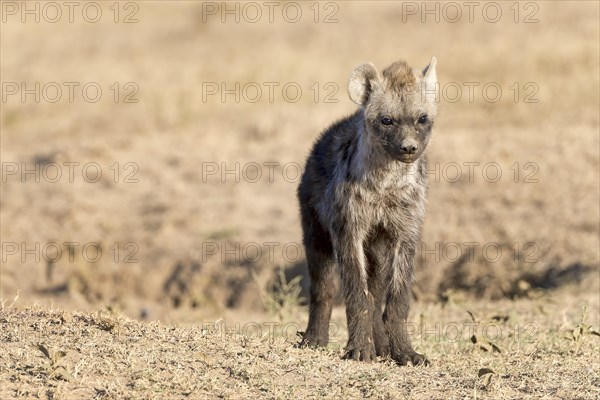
[400, 141, 419, 155]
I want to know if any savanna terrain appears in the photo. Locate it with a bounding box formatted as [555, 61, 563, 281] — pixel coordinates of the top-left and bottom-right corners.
[1, 1, 599, 398]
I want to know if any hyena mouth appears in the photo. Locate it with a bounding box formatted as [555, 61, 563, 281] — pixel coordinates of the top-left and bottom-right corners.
[398, 154, 418, 163]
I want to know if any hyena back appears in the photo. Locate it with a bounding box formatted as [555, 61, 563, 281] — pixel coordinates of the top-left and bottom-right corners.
[298, 58, 437, 366]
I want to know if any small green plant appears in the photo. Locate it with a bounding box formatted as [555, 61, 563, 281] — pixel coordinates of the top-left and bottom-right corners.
[256, 268, 304, 320]
[37, 344, 73, 381]
[564, 306, 600, 355]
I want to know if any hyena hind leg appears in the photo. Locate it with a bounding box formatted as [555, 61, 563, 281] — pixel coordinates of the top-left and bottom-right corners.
[300, 211, 337, 348]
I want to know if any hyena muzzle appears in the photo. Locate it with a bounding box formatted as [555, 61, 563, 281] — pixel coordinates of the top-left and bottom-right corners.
[297, 58, 437, 366]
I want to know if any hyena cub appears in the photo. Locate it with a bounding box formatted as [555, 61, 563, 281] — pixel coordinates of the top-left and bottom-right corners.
[298, 58, 437, 365]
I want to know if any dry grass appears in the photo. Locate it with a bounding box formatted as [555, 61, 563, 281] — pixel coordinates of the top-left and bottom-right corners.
[1, 0, 599, 398]
[1, 286, 599, 399]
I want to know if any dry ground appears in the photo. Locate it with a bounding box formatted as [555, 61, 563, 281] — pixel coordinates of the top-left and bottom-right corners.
[1, 0, 599, 398]
[1, 285, 599, 399]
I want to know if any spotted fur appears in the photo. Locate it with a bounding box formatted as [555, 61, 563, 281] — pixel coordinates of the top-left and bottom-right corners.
[298, 58, 438, 366]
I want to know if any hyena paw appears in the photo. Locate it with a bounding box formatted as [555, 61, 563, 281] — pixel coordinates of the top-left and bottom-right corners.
[393, 351, 430, 366]
[344, 340, 377, 362]
[375, 344, 391, 358]
[298, 332, 328, 348]
[374, 339, 391, 357]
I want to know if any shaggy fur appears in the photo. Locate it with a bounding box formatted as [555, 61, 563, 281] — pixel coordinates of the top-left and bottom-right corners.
[298, 58, 438, 365]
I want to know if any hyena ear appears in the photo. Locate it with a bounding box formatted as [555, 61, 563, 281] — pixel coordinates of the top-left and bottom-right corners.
[422, 57, 437, 100]
[348, 63, 379, 106]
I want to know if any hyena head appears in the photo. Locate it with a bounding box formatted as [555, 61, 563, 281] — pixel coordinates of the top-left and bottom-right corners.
[348, 58, 438, 163]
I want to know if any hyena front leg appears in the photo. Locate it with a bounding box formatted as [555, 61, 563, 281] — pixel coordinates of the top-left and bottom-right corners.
[333, 229, 376, 362]
[365, 245, 390, 357]
[383, 244, 429, 366]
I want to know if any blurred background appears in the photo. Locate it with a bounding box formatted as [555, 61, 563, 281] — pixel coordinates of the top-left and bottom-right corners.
[1, 1, 598, 327]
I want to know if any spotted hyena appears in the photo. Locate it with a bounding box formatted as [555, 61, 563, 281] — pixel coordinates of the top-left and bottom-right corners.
[298, 58, 437, 365]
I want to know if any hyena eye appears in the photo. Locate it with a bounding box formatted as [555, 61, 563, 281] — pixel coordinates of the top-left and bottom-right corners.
[381, 117, 393, 126]
[418, 115, 429, 124]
